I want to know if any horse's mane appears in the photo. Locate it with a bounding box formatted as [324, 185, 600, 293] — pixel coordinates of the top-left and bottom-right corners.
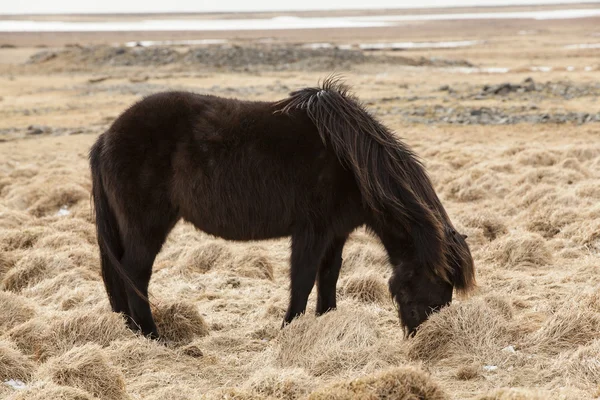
[278, 77, 475, 292]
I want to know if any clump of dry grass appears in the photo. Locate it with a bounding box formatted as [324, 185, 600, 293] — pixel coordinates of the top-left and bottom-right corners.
[48, 218, 96, 245]
[27, 183, 89, 217]
[463, 213, 508, 242]
[177, 241, 232, 275]
[484, 232, 552, 268]
[342, 273, 388, 304]
[526, 301, 600, 354]
[37, 343, 127, 400]
[341, 242, 389, 273]
[484, 296, 514, 320]
[233, 252, 275, 281]
[105, 338, 175, 377]
[476, 388, 550, 400]
[153, 301, 209, 345]
[6, 382, 96, 400]
[525, 217, 561, 239]
[2, 253, 50, 292]
[516, 149, 559, 167]
[0, 227, 51, 251]
[307, 367, 448, 400]
[0, 290, 36, 330]
[550, 339, 600, 388]
[34, 232, 86, 250]
[408, 298, 515, 364]
[273, 310, 381, 376]
[456, 364, 481, 380]
[0, 340, 35, 382]
[7, 308, 134, 360]
[6, 319, 51, 360]
[245, 367, 314, 399]
[0, 206, 31, 229]
[0, 251, 15, 278]
[203, 388, 266, 400]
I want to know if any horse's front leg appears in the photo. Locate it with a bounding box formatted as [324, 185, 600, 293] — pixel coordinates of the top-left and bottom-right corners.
[316, 236, 347, 315]
[283, 230, 330, 325]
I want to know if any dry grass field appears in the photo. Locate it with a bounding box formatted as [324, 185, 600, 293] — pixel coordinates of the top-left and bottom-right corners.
[1, 6, 599, 399]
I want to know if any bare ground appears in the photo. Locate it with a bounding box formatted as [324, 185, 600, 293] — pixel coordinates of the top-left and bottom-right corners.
[1, 7, 600, 399]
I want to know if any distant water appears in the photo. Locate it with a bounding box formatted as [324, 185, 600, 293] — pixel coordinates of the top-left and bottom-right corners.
[2, 0, 600, 14]
[1, 8, 600, 32]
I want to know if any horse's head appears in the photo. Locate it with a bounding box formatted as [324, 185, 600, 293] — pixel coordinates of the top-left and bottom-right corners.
[389, 266, 453, 337]
[388, 227, 475, 337]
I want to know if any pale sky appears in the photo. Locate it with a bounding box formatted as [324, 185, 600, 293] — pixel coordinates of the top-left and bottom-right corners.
[2, 0, 600, 14]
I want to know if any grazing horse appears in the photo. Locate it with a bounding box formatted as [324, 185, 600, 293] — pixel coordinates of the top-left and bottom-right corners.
[90, 78, 475, 339]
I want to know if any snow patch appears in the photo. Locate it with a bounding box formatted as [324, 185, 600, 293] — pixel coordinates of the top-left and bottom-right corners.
[56, 206, 70, 216]
[4, 379, 26, 390]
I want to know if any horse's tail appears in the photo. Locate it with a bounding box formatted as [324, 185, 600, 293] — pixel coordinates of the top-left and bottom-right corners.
[278, 77, 457, 284]
[89, 135, 149, 307]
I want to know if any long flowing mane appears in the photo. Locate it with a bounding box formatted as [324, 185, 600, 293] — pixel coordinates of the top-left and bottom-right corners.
[278, 77, 475, 291]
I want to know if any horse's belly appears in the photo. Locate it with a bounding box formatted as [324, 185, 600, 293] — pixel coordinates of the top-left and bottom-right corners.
[178, 180, 295, 241]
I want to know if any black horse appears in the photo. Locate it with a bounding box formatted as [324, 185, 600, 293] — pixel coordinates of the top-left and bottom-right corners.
[90, 77, 475, 339]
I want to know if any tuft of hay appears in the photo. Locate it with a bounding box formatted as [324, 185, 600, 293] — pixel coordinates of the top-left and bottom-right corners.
[0, 207, 31, 229]
[552, 339, 600, 388]
[0, 340, 35, 382]
[234, 253, 275, 281]
[153, 301, 209, 345]
[273, 310, 382, 376]
[34, 232, 86, 250]
[21, 269, 100, 306]
[476, 388, 550, 400]
[177, 241, 232, 275]
[0, 290, 36, 331]
[37, 343, 127, 400]
[6, 382, 96, 400]
[408, 299, 515, 364]
[464, 213, 508, 241]
[341, 242, 389, 273]
[0, 251, 15, 278]
[28, 183, 88, 217]
[1, 253, 49, 292]
[48, 218, 97, 245]
[342, 273, 388, 304]
[484, 233, 552, 268]
[7, 308, 134, 360]
[246, 367, 313, 400]
[48, 309, 134, 354]
[307, 366, 448, 400]
[484, 295, 514, 320]
[6, 319, 51, 360]
[525, 218, 560, 239]
[527, 302, 600, 354]
[143, 386, 205, 400]
[105, 337, 177, 378]
[456, 364, 480, 380]
[202, 388, 266, 400]
[0, 227, 51, 251]
[516, 149, 558, 167]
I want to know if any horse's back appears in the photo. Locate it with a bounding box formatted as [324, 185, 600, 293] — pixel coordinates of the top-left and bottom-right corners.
[94, 91, 363, 240]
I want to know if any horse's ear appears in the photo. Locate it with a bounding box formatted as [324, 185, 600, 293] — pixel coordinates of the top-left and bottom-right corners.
[462, 234, 468, 239]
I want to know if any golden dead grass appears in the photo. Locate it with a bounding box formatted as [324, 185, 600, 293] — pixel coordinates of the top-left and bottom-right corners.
[1, 31, 600, 398]
[307, 367, 448, 400]
[36, 344, 127, 400]
[0, 340, 35, 382]
[6, 382, 96, 400]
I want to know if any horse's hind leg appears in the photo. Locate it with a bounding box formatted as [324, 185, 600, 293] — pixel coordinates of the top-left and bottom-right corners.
[316, 236, 347, 316]
[100, 251, 129, 315]
[120, 213, 178, 339]
[283, 230, 330, 325]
